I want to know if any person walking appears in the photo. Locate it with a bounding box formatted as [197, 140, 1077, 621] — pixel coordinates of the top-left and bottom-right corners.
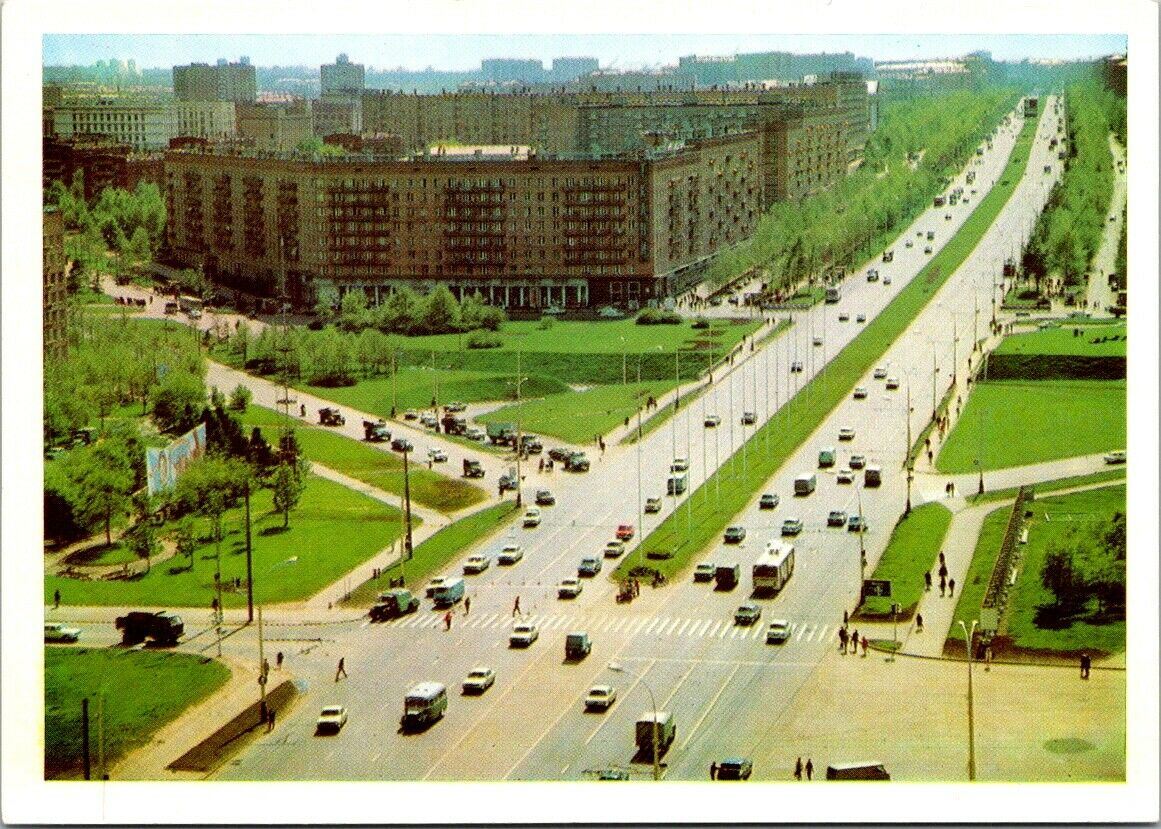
[512, 595, 521, 617]
[267, 707, 276, 732]
[335, 657, 347, 682]
[842, 609, 849, 626]
[861, 635, 869, 657]
[850, 629, 859, 655]
[794, 757, 803, 780]
[948, 577, 956, 597]
[938, 561, 948, 581]
[443, 610, 453, 631]
[710, 761, 718, 780]
[925, 571, 932, 592]
[916, 614, 924, 633]
[838, 627, 849, 654]
[1080, 652, 1091, 679]
[940, 575, 947, 597]
[464, 596, 471, 615]
[53, 589, 61, 609]
[276, 651, 284, 670]
[805, 758, 813, 781]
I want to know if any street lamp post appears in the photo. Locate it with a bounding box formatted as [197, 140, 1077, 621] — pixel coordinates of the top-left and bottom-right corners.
[958, 619, 979, 781]
[636, 408, 643, 535]
[905, 376, 914, 515]
[620, 337, 627, 386]
[608, 662, 661, 781]
[856, 481, 867, 606]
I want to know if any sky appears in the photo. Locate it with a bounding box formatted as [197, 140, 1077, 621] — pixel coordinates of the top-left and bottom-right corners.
[42, 33, 1128, 72]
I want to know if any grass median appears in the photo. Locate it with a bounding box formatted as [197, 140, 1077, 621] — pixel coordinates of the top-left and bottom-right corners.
[616, 115, 1037, 581]
[45, 648, 230, 779]
[858, 502, 952, 619]
[966, 468, 1126, 505]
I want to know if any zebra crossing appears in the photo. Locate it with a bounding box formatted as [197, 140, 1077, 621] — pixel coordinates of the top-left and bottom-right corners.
[380, 610, 838, 645]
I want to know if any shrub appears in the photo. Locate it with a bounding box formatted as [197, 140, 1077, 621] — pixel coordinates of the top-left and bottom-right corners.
[228, 384, 252, 412]
[690, 317, 711, 330]
[636, 308, 682, 326]
[466, 330, 503, 349]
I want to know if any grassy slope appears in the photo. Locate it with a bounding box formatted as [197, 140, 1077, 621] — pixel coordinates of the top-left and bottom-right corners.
[993, 323, 1127, 357]
[859, 502, 952, 617]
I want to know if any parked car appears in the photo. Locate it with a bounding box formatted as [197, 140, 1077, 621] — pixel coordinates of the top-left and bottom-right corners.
[723, 525, 747, 544]
[535, 489, 556, 506]
[44, 622, 81, 643]
[848, 514, 867, 533]
[419, 412, 438, 428]
[443, 401, 467, 413]
[462, 667, 496, 694]
[836, 468, 854, 484]
[584, 685, 617, 711]
[497, 543, 524, 565]
[463, 555, 490, 575]
[694, 563, 716, 582]
[1104, 450, 1127, 465]
[853, 386, 869, 399]
[578, 556, 603, 577]
[427, 447, 447, 463]
[765, 619, 791, 644]
[558, 578, 583, 599]
[759, 493, 780, 510]
[734, 603, 762, 626]
[827, 509, 848, 527]
[523, 508, 542, 527]
[704, 414, 722, 427]
[403, 410, 419, 420]
[616, 524, 635, 541]
[849, 454, 866, 469]
[604, 540, 625, 558]
[509, 622, 539, 647]
[838, 427, 856, 441]
[315, 705, 348, 735]
[781, 518, 804, 536]
[548, 447, 572, 463]
[645, 497, 663, 514]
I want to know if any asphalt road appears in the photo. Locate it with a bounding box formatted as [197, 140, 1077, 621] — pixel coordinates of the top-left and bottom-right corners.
[205, 100, 1070, 782]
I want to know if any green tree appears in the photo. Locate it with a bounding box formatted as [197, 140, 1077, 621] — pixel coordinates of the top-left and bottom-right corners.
[231, 320, 253, 366]
[1041, 534, 1083, 610]
[172, 455, 250, 583]
[173, 516, 197, 569]
[150, 370, 206, 433]
[229, 384, 252, 412]
[313, 282, 340, 321]
[128, 521, 160, 573]
[422, 284, 461, 333]
[269, 459, 309, 529]
[70, 443, 135, 545]
[379, 285, 421, 334]
[459, 290, 485, 330]
[337, 289, 371, 332]
[122, 225, 153, 265]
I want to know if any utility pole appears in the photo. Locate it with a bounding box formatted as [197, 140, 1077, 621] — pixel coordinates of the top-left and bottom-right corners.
[81, 698, 91, 780]
[244, 479, 253, 623]
[402, 448, 414, 560]
[905, 378, 913, 515]
[515, 348, 523, 509]
[257, 605, 267, 722]
[959, 619, 979, 781]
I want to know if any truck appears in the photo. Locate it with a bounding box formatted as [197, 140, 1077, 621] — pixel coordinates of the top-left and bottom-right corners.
[363, 419, 391, 442]
[318, 407, 346, 427]
[636, 711, 676, 759]
[432, 577, 465, 607]
[440, 414, 468, 435]
[667, 472, 689, 495]
[115, 611, 184, 646]
[714, 563, 741, 591]
[565, 631, 592, 661]
[486, 422, 517, 446]
[863, 465, 882, 487]
[794, 473, 817, 495]
[825, 286, 841, 304]
[462, 458, 485, 478]
[369, 588, 419, 621]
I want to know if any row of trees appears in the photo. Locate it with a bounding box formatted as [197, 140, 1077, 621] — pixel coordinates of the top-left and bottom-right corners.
[314, 283, 505, 336]
[1040, 512, 1126, 615]
[707, 88, 1018, 292]
[1022, 78, 1124, 289]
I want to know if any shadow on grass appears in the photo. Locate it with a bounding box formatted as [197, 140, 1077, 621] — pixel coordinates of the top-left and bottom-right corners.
[64, 543, 129, 566]
[259, 526, 290, 537]
[1034, 602, 1126, 630]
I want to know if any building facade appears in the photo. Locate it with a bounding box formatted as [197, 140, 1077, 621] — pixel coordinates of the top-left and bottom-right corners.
[51, 99, 177, 151]
[43, 207, 69, 360]
[173, 58, 257, 104]
[236, 100, 314, 151]
[162, 133, 762, 308]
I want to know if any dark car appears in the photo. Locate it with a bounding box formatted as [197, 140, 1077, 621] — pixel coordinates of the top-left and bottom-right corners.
[717, 757, 753, 780]
[723, 525, 746, 544]
[759, 493, 780, 510]
[548, 447, 572, 463]
[391, 437, 414, 452]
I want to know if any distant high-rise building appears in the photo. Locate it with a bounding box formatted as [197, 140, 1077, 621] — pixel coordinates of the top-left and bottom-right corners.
[550, 57, 599, 82]
[173, 59, 257, 104]
[321, 53, 365, 96]
[481, 58, 544, 83]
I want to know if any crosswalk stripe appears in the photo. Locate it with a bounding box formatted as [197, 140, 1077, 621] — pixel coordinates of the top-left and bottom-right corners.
[609, 619, 626, 633]
[705, 620, 721, 638]
[644, 618, 660, 635]
[664, 619, 681, 636]
[719, 621, 731, 638]
[751, 625, 763, 641]
[676, 619, 692, 637]
[696, 619, 712, 637]
[818, 624, 829, 642]
[627, 618, 646, 635]
[795, 623, 806, 641]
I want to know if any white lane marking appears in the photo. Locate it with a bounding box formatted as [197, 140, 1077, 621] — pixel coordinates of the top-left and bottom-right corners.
[818, 625, 830, 642]
[664, 619, 681, 636]
[644, 618, 661, 635]
[470, 612, 498, 629]
[718, 621, 731, 638]
[359, 620, 370, 629]
[679, 662, 744, 752]
[704, 620, 721, 638]
[695, 619, 712, 637]
[609, 619, 626, 633]
[675, 619, 692, 637]
[795, 623, 806, 641]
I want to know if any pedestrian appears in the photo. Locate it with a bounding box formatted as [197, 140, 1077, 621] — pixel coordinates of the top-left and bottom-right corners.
[335, 657, 347, 682]
[927, 449, 933, 464]
[444, 610, 452, 631]
[710, 761, 718, 780]
[984, 644, 993, 671]
[276, 651, 284, 670]
[940, 574, 947, 596]
[538, 458, 544, 473]
[1080, 652, 1091, 679]
[916, 614, 924, 632]
[838, 627, 848, 653]
[924, 571, 932, 592]
[300, 404, 306, 418]
[512, 596, 521, 617]
[850, 629, 859, 654]
[53, 589, 61, 608]
[464, 596, 471, 615]
[794, 757, 803, 780]
[805, 758, 813, 781]
[938, 562, 948, 579]
[842, 609, 849, 626]
[861, 635, 869, 657]
[267, 707, 276, 732]
[939, 551, 946, 565]
[948, 577, 956, 597]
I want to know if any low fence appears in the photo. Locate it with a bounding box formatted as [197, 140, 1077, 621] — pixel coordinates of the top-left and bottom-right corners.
[981, 484, 1033, 624]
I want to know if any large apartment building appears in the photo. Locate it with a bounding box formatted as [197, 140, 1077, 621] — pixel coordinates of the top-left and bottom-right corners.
[173, 58, 257, 104]
[163, 133, 762, 309]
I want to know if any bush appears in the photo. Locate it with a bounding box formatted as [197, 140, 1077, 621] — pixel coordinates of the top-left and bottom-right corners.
[537, 316, 555, 330]
[690, 317, 711, 330]
[228, 384, 252, 412]
[1018, 288, 1040, 300]
[466, 330, 503, 349]
[636, 308, 683, 326]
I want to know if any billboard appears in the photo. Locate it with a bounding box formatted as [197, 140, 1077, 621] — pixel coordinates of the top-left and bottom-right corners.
[145, 423, 206, 497]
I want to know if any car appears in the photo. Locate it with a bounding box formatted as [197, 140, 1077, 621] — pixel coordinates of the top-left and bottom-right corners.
[827, 509, 848, 527]
[885, 377, 900, 390]
[723, 525, 747, 544]
[403, 410, 419, 420]
[497, 543, 524, 565]
[534, 489, 556, 506]
[883, 275, 892, 285]
[548, 447, 571, 463]
[866, 268, 879, 282]
[905, 239, 914, 248]
[463, 554, 491, 574]
[813, 336, 823, 347]
[427, 447, 447, 463]
[741, 411, 757, 425]
[602, 540, 625, 559]
[1104, 450, 1127, 465]
[704, 414, 722, 427]
[578, 556, 603, 577]
[717, 757, 754, 781]
[759, 493, 780, 510]
[391, 437, 414, 452]
[734, 603, 762, 626]
[924, 246, 933, 255]
[424, 576, 447, 598]
[464, 426, 487, 442]
[790, 360, 804, 373]
[616, 524, 635, 541]
[853, 386, 869, 399]
[856, 313, 867, 323]
[766, 619, 791, 644]
[443, 401, 467, 413]
[849, 454, 867, 469]
[557, 578, 583, 599]
[419, 412, 438, 428]
[315, 705, 348, 734]
[838, 311, 850, 322]
[509, 622, 539, 647]
[644, 497, 662, 514]
[781, 518, 804, 536]
[694, 563, 716, 582]
[873, 366, 888, 379]
[523, 508, 542, 527]
[462, 667, 496, 694]
[44, 622, 81, 643]
[838, 427, 856, 441]
[584, 684, 617, 711]
[670, 457, 690, 473]
[836, 468, 854, 484]
[848, 514, 867, 533]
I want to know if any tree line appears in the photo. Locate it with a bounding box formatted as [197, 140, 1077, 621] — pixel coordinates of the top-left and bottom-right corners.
[1040, 511, 1125, 617]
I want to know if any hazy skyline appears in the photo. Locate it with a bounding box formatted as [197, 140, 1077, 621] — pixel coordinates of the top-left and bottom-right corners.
[43, 33, 1127, 72]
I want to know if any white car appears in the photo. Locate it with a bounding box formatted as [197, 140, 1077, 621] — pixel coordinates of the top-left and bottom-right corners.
[671, 457, 690, 472]
[883, 275, 893, 285]
[849, 454, 867, 470]
[853, 386, 869, 399]
[558, 578, 583, 599]
[1104, 450, 1127, 465]
[497, 543, 524, 565]
[873, 366, 888, 379]
[838, 427, 856, 441]
[704, 414, 722, 427]
[523, 507, 542, 527]
[315, 705, 348, 734]
[766, 619, 791, 644]
[462, 667, 496, 694]
[427, 447, 447, 463]
[585, 685, 617, 711]
[509, 622, 539, 647]
[836, 468, 854, 484]
[813, 336, 823, 347]
[465, 426, 487, 442]
[44, 622, 80, 643]
[463, 554, 490, 575]
[838, 312, 850, 322]
[604, 540, 626, 558]
[424, 576, 447, 598]
[419, 412, 438, 428]
[886, 377, 900, 390]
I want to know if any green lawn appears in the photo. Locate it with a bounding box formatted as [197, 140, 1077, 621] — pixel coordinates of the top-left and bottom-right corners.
[340, 501, 519, 607]
[46, 475, 407, 607]
[243, 406, 487, 514]
[45, 648, 230, 779]
[478, 380, 678, 445]
[859, 502, 952, 618]
[936, 380, 1126, 472]
[946, 504, 1009, 648]
[993, 323, 1127, 357]
[617, 116, 1038, 581]
[966, 468, 1127, 505]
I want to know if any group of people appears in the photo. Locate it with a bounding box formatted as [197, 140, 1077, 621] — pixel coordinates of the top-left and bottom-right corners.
[837, 620, 868, 657]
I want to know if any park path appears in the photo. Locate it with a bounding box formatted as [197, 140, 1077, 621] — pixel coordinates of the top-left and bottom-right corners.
[1083, 134, 1127, 314]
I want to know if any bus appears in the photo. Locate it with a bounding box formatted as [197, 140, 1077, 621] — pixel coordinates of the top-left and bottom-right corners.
[753, 541, 795, 595]
[401, 682, 448, 730]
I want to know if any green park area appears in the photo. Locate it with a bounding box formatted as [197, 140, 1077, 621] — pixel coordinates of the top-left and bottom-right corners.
[859, 502, 952, 618]
[949, 484, 1125, 658]
[45, 648, 230, 779]
[992, 322, 1127, 357]
[936, 380, 1125, 472]
[46, 475, 405, 608]
[242, 406, 487, 513]
[618, 115, 1037, 580]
